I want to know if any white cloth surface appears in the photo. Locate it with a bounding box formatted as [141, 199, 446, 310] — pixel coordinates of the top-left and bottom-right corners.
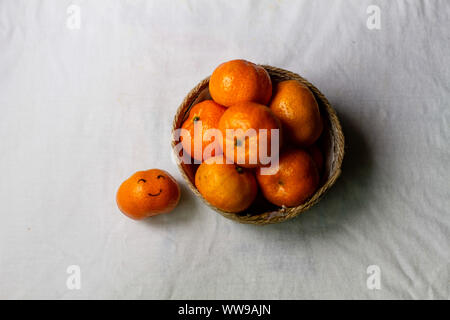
[0, 0, 449, 299]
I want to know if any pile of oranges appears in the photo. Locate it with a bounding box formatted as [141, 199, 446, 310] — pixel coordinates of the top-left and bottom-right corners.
[116, 59, 325, 220]
[183, 59, 324, 213]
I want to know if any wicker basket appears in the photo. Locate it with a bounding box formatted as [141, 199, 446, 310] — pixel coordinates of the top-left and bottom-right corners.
[171, 65, 344, 225]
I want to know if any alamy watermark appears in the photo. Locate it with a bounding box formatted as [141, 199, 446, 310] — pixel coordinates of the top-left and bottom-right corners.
[173, 123, 280, 175]
[366, 5, 381, 30]
[366, 265, 381, 290]
[66, 265, 81, 290]
[66, 4, 81, 30]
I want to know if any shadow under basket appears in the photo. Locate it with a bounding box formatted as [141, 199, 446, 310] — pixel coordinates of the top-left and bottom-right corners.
[171, 65, 345, 225]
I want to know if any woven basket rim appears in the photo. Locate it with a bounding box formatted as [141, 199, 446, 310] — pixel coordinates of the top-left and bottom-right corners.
[171, 65, 345, 225]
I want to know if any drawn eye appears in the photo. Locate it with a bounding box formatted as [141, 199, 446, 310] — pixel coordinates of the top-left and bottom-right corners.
[138, 179, 146, 183]
[157, 175, 165, 179]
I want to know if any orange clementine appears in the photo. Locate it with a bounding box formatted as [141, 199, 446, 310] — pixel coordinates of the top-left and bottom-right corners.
[256, 149, 319, 207]
[195, 156, 257, 212]
[307, 144, 324, 174]
[218, 101, 281, 168]
[181, 100, 226, 162]
[269, 80, 323, 147]
[116, 169, 180, 220]
[209, 59, 272, 107]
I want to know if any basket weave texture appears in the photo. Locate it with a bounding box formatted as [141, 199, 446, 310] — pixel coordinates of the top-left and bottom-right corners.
[171, 65, 345, 225]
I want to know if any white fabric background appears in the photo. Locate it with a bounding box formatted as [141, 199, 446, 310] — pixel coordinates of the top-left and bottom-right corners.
[0, 0, 449, 299]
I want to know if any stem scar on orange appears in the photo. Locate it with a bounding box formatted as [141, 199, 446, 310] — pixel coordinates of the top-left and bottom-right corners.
[116, 169, 180, 220]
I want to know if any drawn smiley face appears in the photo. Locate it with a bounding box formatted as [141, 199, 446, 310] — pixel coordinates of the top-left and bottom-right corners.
[137, 174, 166, 197]
[116, 169, 181, 220]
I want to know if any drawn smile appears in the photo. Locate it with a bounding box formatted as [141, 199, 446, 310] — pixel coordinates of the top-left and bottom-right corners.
[148, 189, 162, 197]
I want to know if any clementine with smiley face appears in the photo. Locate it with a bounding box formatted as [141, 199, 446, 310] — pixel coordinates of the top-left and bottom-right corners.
[116, 169, 181, 219]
